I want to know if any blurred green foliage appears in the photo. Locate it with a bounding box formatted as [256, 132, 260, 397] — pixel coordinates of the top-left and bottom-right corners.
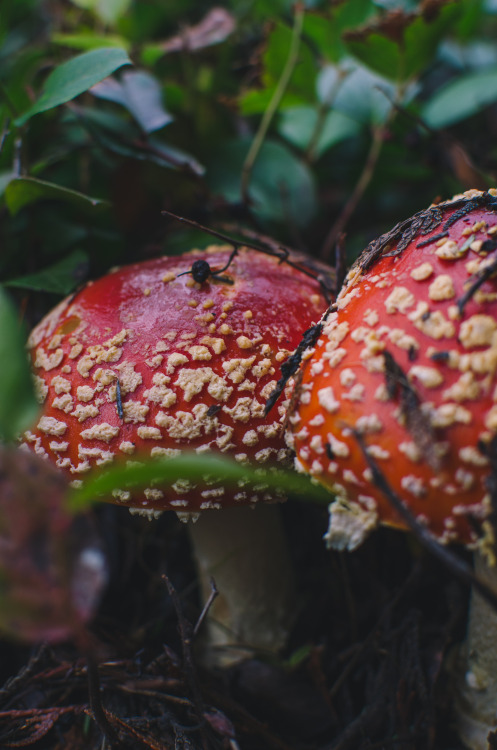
[1, 0, 497, 444]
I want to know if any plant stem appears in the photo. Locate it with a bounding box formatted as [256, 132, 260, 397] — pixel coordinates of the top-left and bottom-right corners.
[241, 3, 305, 204]
[320, 122, 386, 261]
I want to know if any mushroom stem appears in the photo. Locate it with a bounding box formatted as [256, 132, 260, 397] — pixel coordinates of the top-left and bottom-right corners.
[188, 504, 295, 666]
[455, 551, 497, 748]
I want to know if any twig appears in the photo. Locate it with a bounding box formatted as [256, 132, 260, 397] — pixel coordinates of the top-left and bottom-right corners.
[162, 575, 205, 722]
[86, 652, 123, 748]
[241, 4, 305, 203]
[305, 68, 348, 163]
[161, 208, 334, 295]
[320, 122, 386, 261]
[193, 577, 219, 638]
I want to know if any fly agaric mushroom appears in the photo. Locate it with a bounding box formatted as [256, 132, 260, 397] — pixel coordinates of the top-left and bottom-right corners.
[24, 244, 330, 664]
[286, 189, 497, 748]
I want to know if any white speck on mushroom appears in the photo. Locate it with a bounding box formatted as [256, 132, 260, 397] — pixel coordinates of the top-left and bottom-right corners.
[71, 404, 100, 422]
[81, 423, 119, 442]
[34, 347, 64, 371]
[37, 416, 67, 436]
[356, 414, 383, 434]
[459, 446, 489, 466]
[435, 239, 467, 260]
[119, 441, 135, 454]
[401, 475, 426, 497]
[384, 286, 415, 314]
[409, 365, 444, 389]
[52, 393, 74, 413]
[399, 441, 422, 462]
[242, 430, 258, 446]
[429, 275, 455, 301]
[318, 386, 340, 414]
[408, 302, 455, 339]
[410, 263, 434, 281]
[431, 403, 473, 428]
[367, 445, 390, 460]
[49, 441, 69, 452]
[326, 433, 350, 458]
[151, 446, 181, 457]
[443, 372, 481, 402]
[459, 315, 497, 349]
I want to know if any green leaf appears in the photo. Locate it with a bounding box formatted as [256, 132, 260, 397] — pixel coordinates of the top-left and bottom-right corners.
[346, 33, 402, 80]
[4, 250, 88, 295]
[403, 4, 461, 79]
[206, 138, 317, 227]
[422, 67, 497, 128]
[15, 47, 132, 126]
[68, 453, 330, 512]
[68, 0, 132, 25]
[239, 21, 317, 115]
[304, 0, 375, 63]
[5, 177, 109, 216]
[51, 32, 131, 52]
[345, 3, 460, 81]
[279, 106, 360, 157]
[0, 289, 38, 442]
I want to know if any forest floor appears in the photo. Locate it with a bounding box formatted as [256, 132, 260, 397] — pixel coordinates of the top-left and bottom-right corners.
[0, 500, 475, 750]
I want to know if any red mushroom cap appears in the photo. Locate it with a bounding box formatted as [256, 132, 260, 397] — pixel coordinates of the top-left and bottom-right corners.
[287, 189, 497, 549]
[25, 245, 329, 512]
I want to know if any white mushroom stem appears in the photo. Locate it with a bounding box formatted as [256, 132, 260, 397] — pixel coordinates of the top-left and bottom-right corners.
[455, 551, 497, 749]
[188, 504, 296, 667]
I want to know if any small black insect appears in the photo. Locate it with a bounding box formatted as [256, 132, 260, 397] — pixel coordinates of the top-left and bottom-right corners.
[176, 250, 238, 285]
[206, 404, 222, 417]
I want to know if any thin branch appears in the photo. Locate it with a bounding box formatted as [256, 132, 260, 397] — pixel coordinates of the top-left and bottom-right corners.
[193, 577, 219, 638]
[161, 208, 334, 295]
[86, 653, 123, 748]
[320, 122, 386, 261]
[241, 3, 305, 203]
[305, 68, 348, 163]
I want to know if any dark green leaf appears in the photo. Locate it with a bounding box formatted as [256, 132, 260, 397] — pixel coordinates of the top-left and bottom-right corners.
[91, 70, 173, 133]
[206, 138, 317, 227]
[239, 21, 317, 115]
[15, 47, 132, 126]
[403, 4, 461, 79]
[345, 3, 460, 81]
[423, 67, 497, 128]
[0, 289, 38, 442]
[346, 33, 402, 80]
[304, 0, 375, 63]
[5, 177, 109, 215]
[4, 250, 89, 295]
[68, 453, 330, 512]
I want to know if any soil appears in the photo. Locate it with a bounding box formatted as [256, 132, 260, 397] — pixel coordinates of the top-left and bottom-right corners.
[0, 500, 475, 749]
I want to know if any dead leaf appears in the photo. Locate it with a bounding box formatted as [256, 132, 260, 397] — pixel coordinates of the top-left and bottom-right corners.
[160, 7, 235, 54]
